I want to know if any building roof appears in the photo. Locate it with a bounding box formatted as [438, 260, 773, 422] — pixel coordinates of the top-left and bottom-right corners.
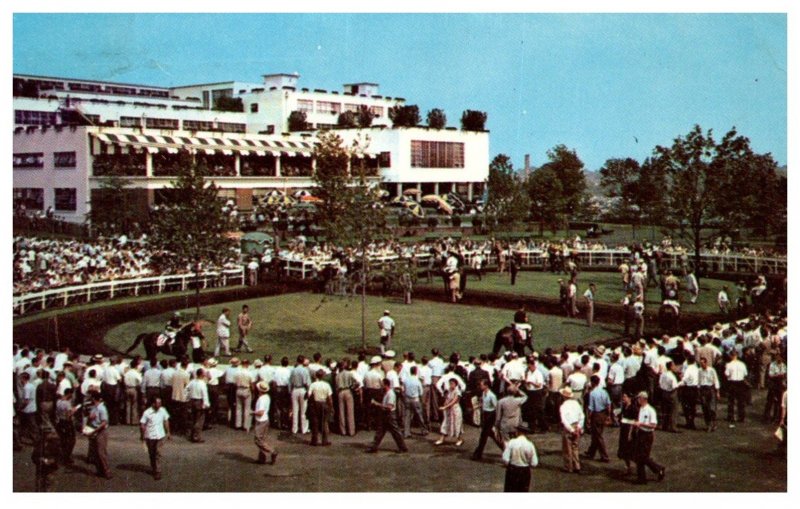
[13, 73, 170, 91]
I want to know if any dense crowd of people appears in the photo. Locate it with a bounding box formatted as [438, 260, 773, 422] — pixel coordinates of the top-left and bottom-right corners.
[13, 302, 787, 491]
[13, 235, 242, 295]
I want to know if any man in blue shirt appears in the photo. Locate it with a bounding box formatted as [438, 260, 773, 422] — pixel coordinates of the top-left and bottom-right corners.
[584, 375, 611, 462]
[402, 366, 429, 438]
[87, 392, 112, 479]
[472, 379, 505, 460]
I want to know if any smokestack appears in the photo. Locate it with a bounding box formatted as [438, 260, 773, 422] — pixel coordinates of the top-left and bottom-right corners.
[524, 154, 530, 171]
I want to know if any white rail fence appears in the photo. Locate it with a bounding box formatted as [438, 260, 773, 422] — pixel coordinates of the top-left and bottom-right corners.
[13, 268, 245, 316]
[281, 250, 786, 279]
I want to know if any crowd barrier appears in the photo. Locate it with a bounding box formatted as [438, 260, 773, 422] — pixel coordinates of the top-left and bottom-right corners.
[279, 249, 786, 280]
[13, 268, 245, 316]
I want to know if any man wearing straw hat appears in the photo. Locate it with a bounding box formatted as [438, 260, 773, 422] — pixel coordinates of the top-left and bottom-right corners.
[559, 386, 585, 474]
[253, 381, 278, 465]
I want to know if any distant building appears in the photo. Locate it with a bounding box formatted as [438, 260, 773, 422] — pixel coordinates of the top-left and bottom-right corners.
[13, 72, 489, 222]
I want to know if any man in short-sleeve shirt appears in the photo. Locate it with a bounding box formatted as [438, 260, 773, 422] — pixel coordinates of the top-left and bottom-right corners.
[139, 398, 171, 480]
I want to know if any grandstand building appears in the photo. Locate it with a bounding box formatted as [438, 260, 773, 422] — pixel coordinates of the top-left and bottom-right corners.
[13, 73, 489, 223]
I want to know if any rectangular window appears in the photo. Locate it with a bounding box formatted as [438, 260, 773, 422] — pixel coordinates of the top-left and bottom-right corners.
[378, 151, 391, 168]
[410, 141, 464, 168]
[54, 188, 77, 211]
[369, 106, 384, 117]
[120, 116, 142, 128]
[315, 123, 335, 130]
[211, 89, 233, 102]
[54, 151, 77, 168]
[145, 117, 179, 129]
[250, 103, 259, 113]
[15, 110, 57, 126]
[316, 101, 341, 114]
[13, 188, 44, 210]
[13, 152, 44, 168]
[183, 120, 214, 131]
[344, 103, 359, 113]
[297, 99, 314, 112]
[217, 122, 246, 133]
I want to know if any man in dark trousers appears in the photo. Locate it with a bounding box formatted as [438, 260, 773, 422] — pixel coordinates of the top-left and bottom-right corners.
[365, 378, 408, 453]
[509, 254, 519, 286]
[472, 379, 504, 460]
[633, 391, 665, 484]
[502, 430, 538, 492]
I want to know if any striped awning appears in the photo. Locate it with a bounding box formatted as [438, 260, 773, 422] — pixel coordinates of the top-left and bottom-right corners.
[90, 132, 319, 157]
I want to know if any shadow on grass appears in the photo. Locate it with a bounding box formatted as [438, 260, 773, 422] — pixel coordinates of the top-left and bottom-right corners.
[217, 451, 257, 465]
[115, 463, 151, 475]
[267, 329, 337, 343]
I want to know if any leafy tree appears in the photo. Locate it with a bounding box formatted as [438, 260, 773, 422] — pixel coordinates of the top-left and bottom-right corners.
[212, 96, 244, 112]
[86, 162, 142, 237]
[427, 108, 447, 129]
[599, 157, 642, 235]
[149, 160, 237, 317]
[636, 157, 670, 238]
[357, 105, 374, 128]
[485, 154, 530, 229]
[288, 110, 309, 131]
[539, 145, 586, 222]
[312, 132, 387, 348]
[460, 110, 488, 131]
[337, 110, 357, 128]
[388, 105, 421, 127]
[526, 166, 564, 235]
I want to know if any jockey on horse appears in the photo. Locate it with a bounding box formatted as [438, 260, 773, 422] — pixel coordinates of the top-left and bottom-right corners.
[157, 312, 182, 347]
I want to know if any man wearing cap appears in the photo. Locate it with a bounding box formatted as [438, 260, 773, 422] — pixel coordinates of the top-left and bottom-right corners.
[363, 356, 385, 431]
[272, 357, 292, 430]
[559, 386, 584, 474]
[253, 381, 277, 465]
[377, 310, 396, 354]
[204, 358, 223, 428]
[308, 369, 334, 446]
[224, 357, 241, 427]
[185, 368, 210, 442]
[633, 391, 665, 484]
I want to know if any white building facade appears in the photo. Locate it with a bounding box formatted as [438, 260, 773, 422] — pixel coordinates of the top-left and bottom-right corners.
[13, 73, 489, 223]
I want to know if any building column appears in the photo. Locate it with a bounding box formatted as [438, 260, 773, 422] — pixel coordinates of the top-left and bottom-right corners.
[467, 182, 474, 201]
[234, 154, 241, 176]
[275, 156, 281, 177]
[434, 182, 440, 195]
[311, 157, 317, 177]
[145, 152, 153, 177]
[396, 182, 401, 198]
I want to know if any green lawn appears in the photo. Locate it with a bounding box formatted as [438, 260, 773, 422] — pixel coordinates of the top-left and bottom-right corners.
[104, 292, 616, 362]
[418, 271, 730, 314]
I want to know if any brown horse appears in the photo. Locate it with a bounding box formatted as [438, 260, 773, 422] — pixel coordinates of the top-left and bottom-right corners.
[492, 325, 533, 357]
[125, 321, 203, 366]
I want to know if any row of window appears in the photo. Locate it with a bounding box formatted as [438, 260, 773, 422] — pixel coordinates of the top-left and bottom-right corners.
[13, 151, 76, 169]
[295, 99, 384, 117]
[410, 141, 465, 168]
[118, 116, 246, 133]
[13, 187, 76, 211]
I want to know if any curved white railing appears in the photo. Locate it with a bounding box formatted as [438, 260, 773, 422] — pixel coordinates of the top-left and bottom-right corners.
[13, 268, 245, 316]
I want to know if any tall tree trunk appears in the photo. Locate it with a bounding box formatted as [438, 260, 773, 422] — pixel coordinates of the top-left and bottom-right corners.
[693, 225, 702, 282]
[361, 250, 367, 350]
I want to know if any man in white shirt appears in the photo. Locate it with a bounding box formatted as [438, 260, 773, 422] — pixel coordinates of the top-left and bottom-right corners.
[214, 308, 232, 357]
[658, 361, 680, 432]
[679, 357, 700, 430]
[559, 387, 584, 473]
[567, 279, 578, 317]
[583, 283, 596, 327]
[123, 362, 143, 425]
[185, 368, 210, 442]
[377, 310, 396, 354]
[633, 391, 665, 484]
[307, 370, 333, 446]
[725, 351, 749, 423]
[502, 430, 539, 492]
[139, 397, 171, 480]
[253, 381, 277, 465]
[718, 286, 730, 314]
[698, 356, 720, 431]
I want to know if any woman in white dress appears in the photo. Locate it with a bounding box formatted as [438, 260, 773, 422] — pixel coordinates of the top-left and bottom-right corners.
[435, 379, 463, 446]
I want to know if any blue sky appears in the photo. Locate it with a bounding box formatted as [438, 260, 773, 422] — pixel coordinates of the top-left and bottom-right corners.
[13, 13, 787, 171]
